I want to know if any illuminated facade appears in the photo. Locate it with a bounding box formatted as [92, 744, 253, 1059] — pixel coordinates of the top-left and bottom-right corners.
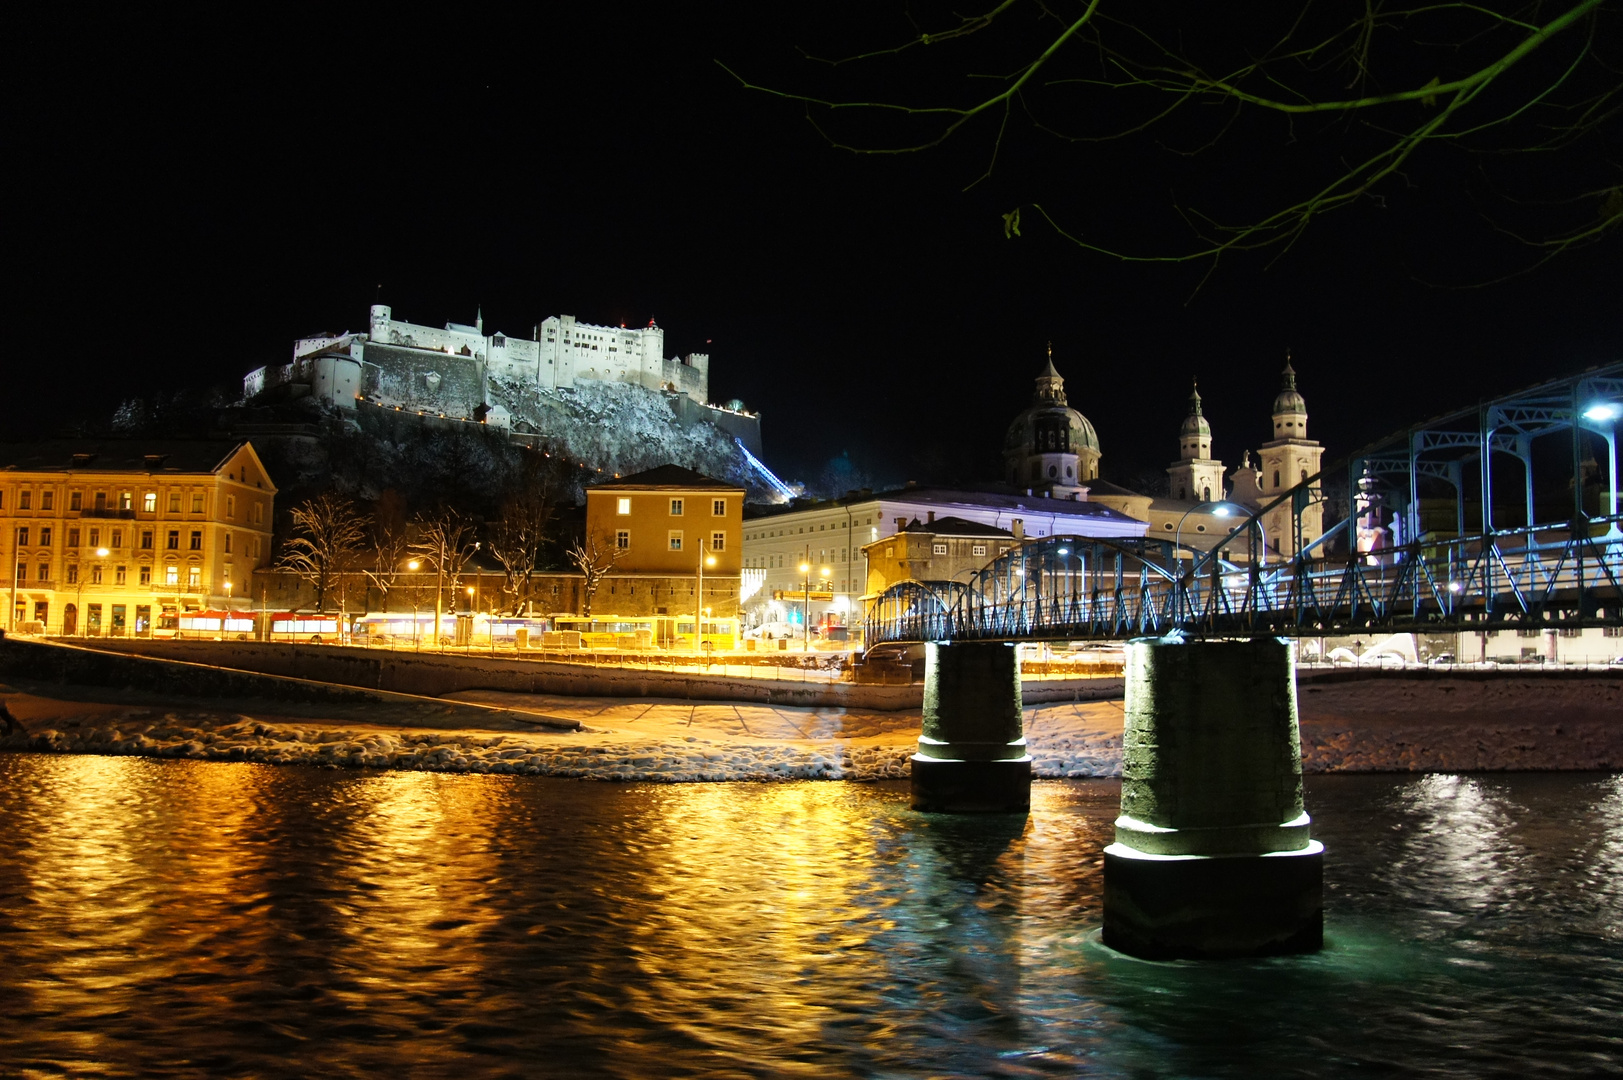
[1002, 352, 1101, 497]
[580, 465, 745, 619]
[0, 441, 276, 636]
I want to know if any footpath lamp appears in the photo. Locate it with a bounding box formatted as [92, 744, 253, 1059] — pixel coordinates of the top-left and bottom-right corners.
[797, 557, 832, 651]
[695, 552, 717, 655]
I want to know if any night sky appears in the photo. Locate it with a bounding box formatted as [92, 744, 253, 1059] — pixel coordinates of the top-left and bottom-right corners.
[8, 4, 1618, 491]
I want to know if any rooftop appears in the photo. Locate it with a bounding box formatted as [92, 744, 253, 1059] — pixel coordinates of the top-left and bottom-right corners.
[0, 440, 257, 476]
[590, 464, 743, 492]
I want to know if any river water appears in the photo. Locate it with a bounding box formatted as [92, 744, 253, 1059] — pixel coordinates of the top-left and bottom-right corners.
[0, 754, 1617, 1079]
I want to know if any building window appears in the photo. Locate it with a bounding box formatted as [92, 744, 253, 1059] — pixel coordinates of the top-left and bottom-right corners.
[932, 542, 948, 555]
[120, 492, 132, 511]
[140, 530, 152, 550]
[67, 528, 79, 548]
[37, 563, 49, 581]
[712, 499, 726, 516]
[227, 495, 235, 519]
[668, 531, 683, 551]
[165, 565, 179, 586]
[70, 491, 81, 511]
[139, 565, 151, 586]
[15, 563, 25, 582]
[115, 566, 127, 585]
[143, 492, 156, 513]
[94, 492, 106, 511]
[1604, 627, 1623, 638]
[111, 529, 122, 549]
[189, 531, 202, 551]
[168, 493, 181, 513]
[1517, 628, 1540, 638]
[66, 565, 77, 585]
[19, 491, 30, 510]
[251, 537, 260, 559]
[617, 497, 632, 515]
[191, 493, 204, 514]
[616, 530, 630, 550]
[166, 530, 179, 550]
[15, 527, 28, 545]
[670, 498, 684, 516]
[188, 566, 201, 589]
[41, 490, 53, 511]
[253, 503, 264, 525]
[91, 565, 103, 585]
[972, 544, 987, 556]
[224, 533, 232, 554]
[711, 532, 726, 551]
[39, 527, 51, 546]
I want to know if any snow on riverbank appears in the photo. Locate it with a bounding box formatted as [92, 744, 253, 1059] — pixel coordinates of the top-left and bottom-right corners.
[1, 676, 1618, 781]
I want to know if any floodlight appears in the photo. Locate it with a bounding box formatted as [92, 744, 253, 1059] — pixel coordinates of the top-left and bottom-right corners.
[1582, 403, 1621, 422]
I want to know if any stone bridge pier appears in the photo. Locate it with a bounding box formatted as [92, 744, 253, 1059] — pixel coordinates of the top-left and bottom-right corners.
[1103, 637, 1323, 958]
[911, 641, 1031, 813]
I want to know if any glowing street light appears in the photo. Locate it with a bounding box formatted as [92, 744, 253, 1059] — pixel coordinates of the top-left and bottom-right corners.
[695, 552, 717, 655]
[1582, 402, 1621, 422]
[798, 556, 832, 651]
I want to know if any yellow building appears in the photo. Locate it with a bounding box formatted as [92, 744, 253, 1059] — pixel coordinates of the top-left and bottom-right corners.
[584, 465, 744, 620]
[1, 440, 277, 636]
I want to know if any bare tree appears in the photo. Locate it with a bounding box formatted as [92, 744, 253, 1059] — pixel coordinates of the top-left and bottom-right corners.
[485, 452, 567, 615]
[361, 489, 412, 612]
[275, 492, 367, 613]
[732, 1, 1620, 278]
[567, 530, 625, 617]
[409, 508, 481, 640]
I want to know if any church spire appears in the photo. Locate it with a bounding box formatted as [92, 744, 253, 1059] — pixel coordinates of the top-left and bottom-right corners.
[1188, 377, 1204, 416]
[1034, 343, 1067, 405]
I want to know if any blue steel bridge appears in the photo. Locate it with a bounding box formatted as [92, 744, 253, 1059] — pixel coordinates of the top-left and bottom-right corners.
[865, 363, 1623, 647]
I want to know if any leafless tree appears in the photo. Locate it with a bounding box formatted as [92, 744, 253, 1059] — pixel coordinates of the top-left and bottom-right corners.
[275, 492, 367, 613]
[361, 489, 412, 612]
[409, 508, 481, 637]
[731, 1, 1620, 280]
[567, 530, 625, 617]
[486, 452, 567, 614]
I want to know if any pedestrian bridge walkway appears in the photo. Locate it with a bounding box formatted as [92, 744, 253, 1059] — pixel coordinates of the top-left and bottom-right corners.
[867, 363, 1623, 646]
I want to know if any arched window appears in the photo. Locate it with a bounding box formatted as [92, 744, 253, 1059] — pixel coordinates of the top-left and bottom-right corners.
[1048, 465, 1057, 478]
[1203, 485, 1211, 502]
[1301, 468, 1309, 484]
[1065, 465, 1073, 479]
[1177, 486, 1186, 500]
[1273, 469, 1281, 488]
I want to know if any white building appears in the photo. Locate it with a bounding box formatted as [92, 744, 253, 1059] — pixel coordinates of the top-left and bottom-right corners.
[742, 485, 1147, 633]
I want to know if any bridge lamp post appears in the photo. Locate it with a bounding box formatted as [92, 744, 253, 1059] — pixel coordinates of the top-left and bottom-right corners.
[1580, 402, 1621, 531]
[1173, 502, 1241, 580]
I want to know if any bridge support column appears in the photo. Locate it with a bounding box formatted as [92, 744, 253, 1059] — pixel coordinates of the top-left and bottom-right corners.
[911, 641, 1030, 813]
[1103, 637, 1323, 958]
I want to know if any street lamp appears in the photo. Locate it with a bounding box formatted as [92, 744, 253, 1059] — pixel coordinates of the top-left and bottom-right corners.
[1173, 502, 1240, 582]
[695, 552, 717, 655]
[798, 557, 832, 651]
[79, 546, 110, 638]
[407, 560, 421, 648]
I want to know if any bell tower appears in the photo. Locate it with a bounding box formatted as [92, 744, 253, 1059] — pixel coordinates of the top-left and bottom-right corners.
[1257, 355, 1325, 557]
[1167, 379, 1226, 503]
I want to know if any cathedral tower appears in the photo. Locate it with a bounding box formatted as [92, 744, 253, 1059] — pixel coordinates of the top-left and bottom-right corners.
[1167, 379, 1226, 503]
[1257, 357, 1325, 557]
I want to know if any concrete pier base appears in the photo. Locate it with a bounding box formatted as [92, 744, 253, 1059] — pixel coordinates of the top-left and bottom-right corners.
[1101, 637, 1323, 958]
[911, 641, 1030, 813]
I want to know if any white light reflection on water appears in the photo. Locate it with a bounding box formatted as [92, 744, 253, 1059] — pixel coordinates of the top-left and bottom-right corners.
[0, 757, 1618, 1078]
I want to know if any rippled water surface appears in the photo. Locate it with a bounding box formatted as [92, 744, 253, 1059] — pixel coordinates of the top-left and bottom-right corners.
[0, 755, 1618, 1078]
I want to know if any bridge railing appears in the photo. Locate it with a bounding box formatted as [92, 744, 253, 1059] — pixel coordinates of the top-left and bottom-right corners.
[864, 516, 1623, 645]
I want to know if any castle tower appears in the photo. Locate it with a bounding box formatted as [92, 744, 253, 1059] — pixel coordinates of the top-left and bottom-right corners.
[369, 304, 392, 342]
[1167, 379, 1226, 504]
[1257, 356, 1325, 557]
[1003, 345, 1101, 499]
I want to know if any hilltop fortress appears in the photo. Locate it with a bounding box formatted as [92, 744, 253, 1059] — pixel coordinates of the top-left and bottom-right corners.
[243, 304, 764, 458]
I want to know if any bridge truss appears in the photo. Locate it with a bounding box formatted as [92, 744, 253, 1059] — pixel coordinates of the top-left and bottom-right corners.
[866, 363, 1623, 646]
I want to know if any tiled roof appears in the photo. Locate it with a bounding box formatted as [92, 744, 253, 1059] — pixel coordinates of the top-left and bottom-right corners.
[0, 440, 250, 475]
[590, 464, 742, 491]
